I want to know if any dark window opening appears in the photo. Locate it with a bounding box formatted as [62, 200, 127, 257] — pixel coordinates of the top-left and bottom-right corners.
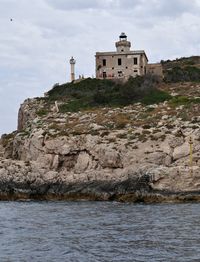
[103, 59, 106, 66]
[118, 58, 122, 66]
[118, 71, 123, 77]
[121, 49, 124, 52]
[134, 58, 138, 65]
[103, 72, 107, 78]
[112, 67, 114, 70]
[134, 69, 138, 73]
[126, 66, 128, 69]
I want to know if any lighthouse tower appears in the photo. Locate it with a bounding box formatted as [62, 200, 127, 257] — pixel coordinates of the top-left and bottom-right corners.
[69, 56, 76, 82]
[115, 32, 131, 52]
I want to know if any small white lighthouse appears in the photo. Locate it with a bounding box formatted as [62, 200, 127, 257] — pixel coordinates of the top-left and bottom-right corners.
[69, 56, 76, 82]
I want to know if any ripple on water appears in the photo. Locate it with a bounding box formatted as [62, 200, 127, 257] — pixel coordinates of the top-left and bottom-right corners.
[0, 201, 200, 261]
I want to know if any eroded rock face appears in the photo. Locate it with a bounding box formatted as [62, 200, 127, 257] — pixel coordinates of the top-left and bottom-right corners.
[98, 147, 123, 169]
[18, 99, 38, 131]
[1, 95, 200, 201]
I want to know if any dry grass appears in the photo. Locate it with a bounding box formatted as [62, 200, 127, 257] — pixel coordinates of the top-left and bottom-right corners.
[112, 113, 131, 129]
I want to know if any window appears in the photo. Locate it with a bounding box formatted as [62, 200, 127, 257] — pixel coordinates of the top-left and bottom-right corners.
[112, 67, 114, 70]
[134, 57, 138, 65]
[103, 59, 106, 66]
[103, 72, 107, 78]
[118, 58, 122, 66]
[121, 49, 124, 52]
[126, 66, 128, 69]
[118, 71, 123, 77]
[134, 70, 138, 73]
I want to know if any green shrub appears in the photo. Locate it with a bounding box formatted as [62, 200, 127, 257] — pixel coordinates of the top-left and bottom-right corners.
[162, 56, 200, 71]
[59, 100, 90, 112]
[47, 76, 171, 112]
[170, 96, 190, 106]
[1, 132, 15, 147]
[141, 90, 171, 105]
[170, 96, 200, 107]
[36, 109, 48, 116]
[164, 66, 200, 83]
[145, 107, 155, 112]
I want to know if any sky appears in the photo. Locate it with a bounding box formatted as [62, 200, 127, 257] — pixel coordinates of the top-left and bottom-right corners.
[0, 0, 200, 135]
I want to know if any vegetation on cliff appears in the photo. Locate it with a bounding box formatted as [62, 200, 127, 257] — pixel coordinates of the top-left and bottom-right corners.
[45, 56, 200, 113]
[162, 56, 200, 83]
[47, 75, 171, 112]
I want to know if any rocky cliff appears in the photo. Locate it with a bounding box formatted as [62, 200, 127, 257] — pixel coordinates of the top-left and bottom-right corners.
[1, 79, 200, 202]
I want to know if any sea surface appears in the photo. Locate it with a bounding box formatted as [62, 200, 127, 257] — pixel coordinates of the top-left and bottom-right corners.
[0, 201, 200, 262]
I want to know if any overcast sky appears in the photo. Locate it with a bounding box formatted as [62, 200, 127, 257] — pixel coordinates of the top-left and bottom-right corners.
[0, 0, 200, 135]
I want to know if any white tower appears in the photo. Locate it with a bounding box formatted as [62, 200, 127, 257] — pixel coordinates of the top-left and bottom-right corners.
[69, 56, 76, 82]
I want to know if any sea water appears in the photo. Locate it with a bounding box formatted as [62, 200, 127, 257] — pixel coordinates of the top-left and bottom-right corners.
[0, 201, 200, 262]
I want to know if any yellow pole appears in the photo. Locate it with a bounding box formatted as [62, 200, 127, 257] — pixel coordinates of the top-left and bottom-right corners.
[189, 137, 193, 175]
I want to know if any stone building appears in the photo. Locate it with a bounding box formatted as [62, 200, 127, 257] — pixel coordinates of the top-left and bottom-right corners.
[146, 63, 163, 77]
[95, 33, 163, 81]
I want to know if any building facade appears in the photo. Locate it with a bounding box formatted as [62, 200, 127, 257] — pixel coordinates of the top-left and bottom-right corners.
[95, 33, 163, 81]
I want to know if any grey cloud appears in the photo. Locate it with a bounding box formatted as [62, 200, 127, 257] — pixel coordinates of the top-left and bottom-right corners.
[46, 0, 142, 10]
[111, 0, 200, 20]
[46, 0, 200, 18]
[149, 0, 199, 17]
[46, 0, 103, 10]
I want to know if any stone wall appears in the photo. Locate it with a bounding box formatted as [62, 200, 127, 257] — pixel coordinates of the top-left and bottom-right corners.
[146, 63, 163, 78]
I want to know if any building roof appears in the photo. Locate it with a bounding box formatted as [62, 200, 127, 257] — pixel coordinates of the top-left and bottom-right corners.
[95, 50, 148, 61]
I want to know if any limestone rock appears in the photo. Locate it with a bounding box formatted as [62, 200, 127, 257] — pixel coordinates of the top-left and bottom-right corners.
[173, 142, 189, 160]
[74, 152, 93, 173]
[1, 93, 200, 201]
[98, 147, 123, 168]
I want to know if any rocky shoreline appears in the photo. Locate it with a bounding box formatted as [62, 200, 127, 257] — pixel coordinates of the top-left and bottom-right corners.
[1, 180, 200, 203]
[1, 81, 200, 202]
[1, 147, 200, 203]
